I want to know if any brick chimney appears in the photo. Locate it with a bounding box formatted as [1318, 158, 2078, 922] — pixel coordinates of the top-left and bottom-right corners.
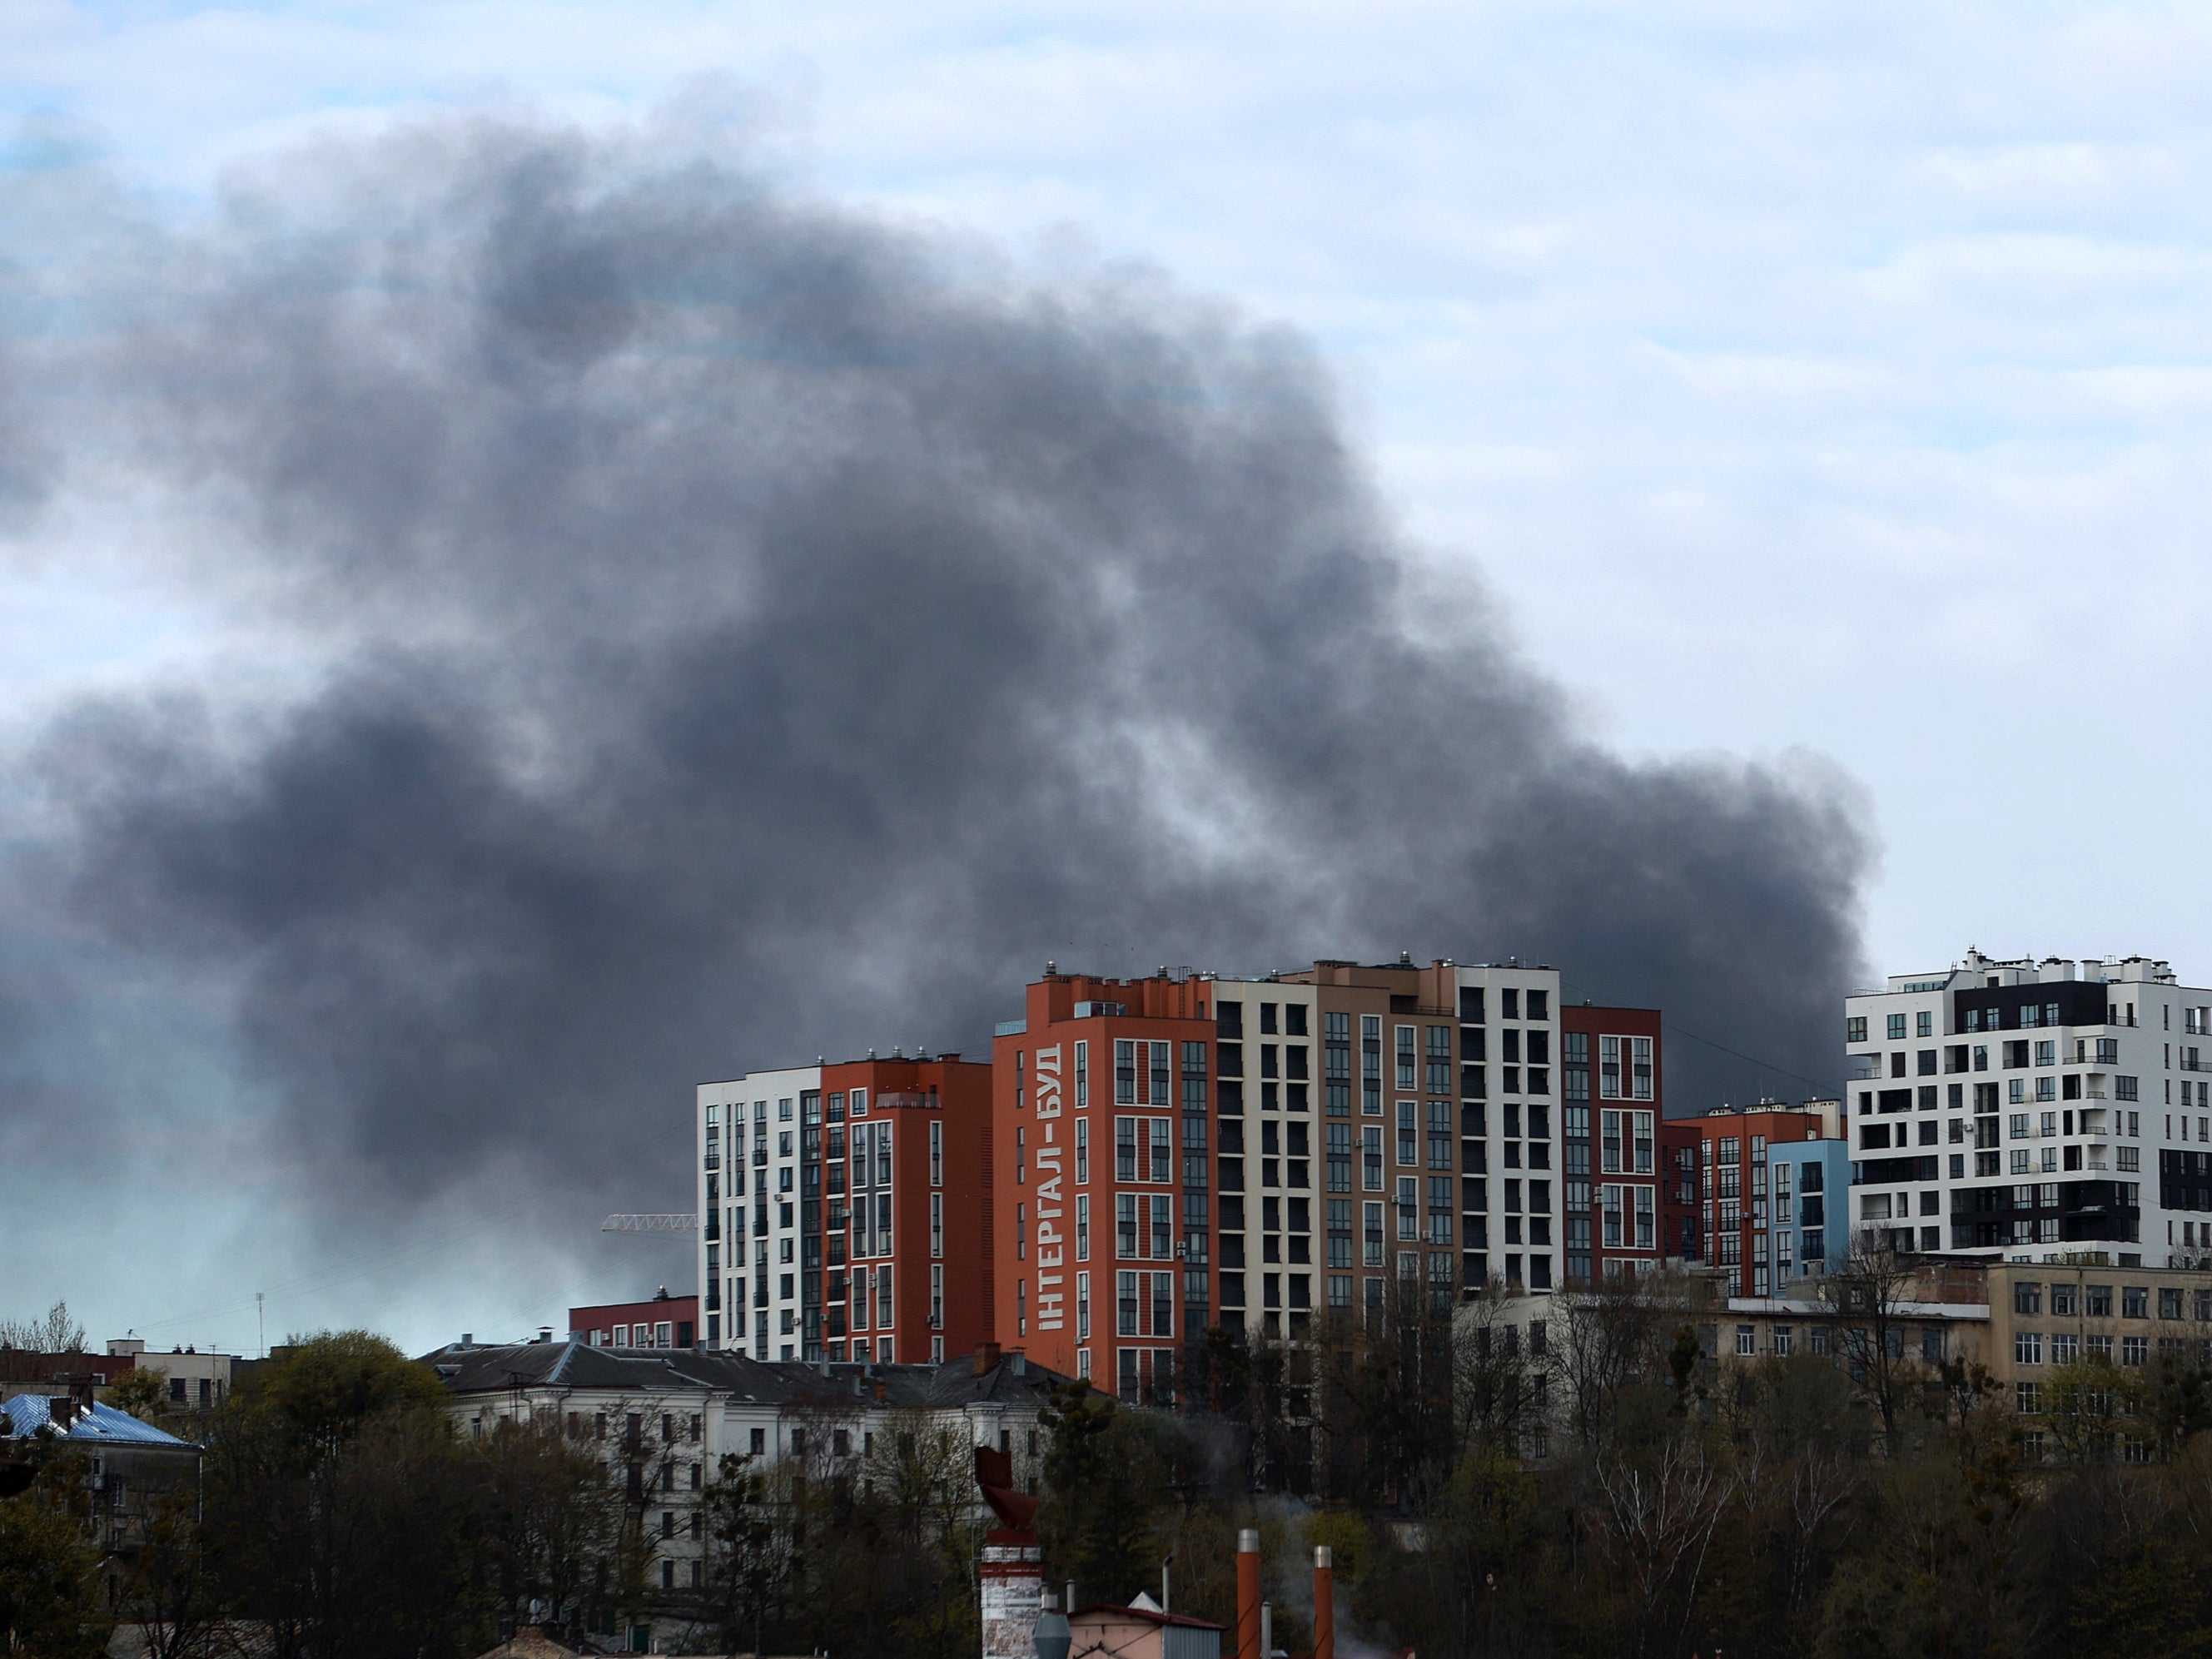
[973, 1342, 1002, 1376]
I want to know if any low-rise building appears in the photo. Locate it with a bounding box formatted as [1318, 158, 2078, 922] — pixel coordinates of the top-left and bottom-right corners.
[569, 1293, 697, 1350]
[0, 1390, 201, 1560]
[102, 1339, 241, 1411]
[425, 1334, 1061, 1631]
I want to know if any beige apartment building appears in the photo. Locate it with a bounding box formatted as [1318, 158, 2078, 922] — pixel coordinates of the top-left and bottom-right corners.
[1717, 1254, 2212, 1451]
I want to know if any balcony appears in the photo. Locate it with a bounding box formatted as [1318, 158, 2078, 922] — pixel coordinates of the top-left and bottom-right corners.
[703, 1150, 720, 1171]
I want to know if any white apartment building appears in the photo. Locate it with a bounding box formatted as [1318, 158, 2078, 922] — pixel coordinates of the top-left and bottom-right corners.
[1845, 949, 2212, 1268]
[426, 1338, 1056, 1647]
[698, 1064, 819, 1362]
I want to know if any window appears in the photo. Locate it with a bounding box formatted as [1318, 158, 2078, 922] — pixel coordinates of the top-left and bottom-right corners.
[2123, 1286, 2149, 1319]
[2014, 1282, 2042, 1315]
[1396, 1025, 1416, 1090]
[1599, 1036, 1622, 1100]
[1847, 1016, 1867, 1044]
[1888, 1013, 1907, 1041]
[1117, 1272, 1138, 1335]
[2015, 1332, 2043, 1365]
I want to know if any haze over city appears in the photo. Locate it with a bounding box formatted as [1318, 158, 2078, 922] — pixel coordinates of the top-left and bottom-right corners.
[7, 1, 2211, 1358]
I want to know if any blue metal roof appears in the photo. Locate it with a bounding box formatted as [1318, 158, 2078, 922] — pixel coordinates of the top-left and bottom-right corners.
[1, 1396, 195, 1448]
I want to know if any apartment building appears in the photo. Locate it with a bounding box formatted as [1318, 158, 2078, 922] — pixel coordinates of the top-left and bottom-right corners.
[1844, 950, 2212, 1267]
[428, 1337, 1058, 1647]
[1712, 1254, 2212, 1453]
[991, 970, 1215, 1403]
[991, 956, 1648, 1400]
[697, 1054, 992, 1363]
[1980, 1256, 2212, 1448]
[1662, 1100, 1848, 1297]
[1558, 1001, 1664, 1283]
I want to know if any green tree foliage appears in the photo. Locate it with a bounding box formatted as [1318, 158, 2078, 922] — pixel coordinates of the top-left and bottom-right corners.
[1038, 1381, 1175, 1604]
[0, 1461, 110, 1659]
[100, 1367, 171, 1424]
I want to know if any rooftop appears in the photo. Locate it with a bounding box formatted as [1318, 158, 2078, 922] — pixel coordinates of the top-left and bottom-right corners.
[422, 1341, 1067, 1409]
[0, 1395, 196, 1448]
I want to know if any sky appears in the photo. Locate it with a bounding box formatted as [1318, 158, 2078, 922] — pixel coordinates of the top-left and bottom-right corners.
[6, 1, 2212, 1354]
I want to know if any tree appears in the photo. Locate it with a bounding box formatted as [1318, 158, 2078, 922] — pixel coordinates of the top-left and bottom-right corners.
[0, 1459, 111, 1659]
[471, 1415, 623, 1635]
[246, 1329, 450, 1447]
[118, 1484, 226, 1659]
[1589, 1428, 1734, 1659]
[102, 1368, 172, 1424]
[201, 1334, 488, 1659]
[0, 1300, 88, 1356]
[1553, 1270, 1688, 1448]
[1038, 1381, 1170, 1603]
[1823, 1236, 1921, 1453]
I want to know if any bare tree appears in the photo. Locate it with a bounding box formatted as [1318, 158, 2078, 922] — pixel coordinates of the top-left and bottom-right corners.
[1825, 1234, 1922, 1453]
[1451, 1281, 1542, 1458]
[1554, 1271, 1693, 1448]
[1590, 1429, 1734, 1659]
[0, 1301, 89, 1367]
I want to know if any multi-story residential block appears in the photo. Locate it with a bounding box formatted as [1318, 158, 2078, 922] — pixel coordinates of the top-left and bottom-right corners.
[697, 1053, 992, 1363]
[1558, 1001, 1664, 1283]
[1844, 950, 2212, 1266]
[991, 970, 1215, 1403]
[1662, 1100, 1847, 1296]
[992, 957, 1654, 1401]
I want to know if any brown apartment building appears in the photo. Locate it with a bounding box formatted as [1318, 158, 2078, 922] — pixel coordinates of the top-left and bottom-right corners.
[991, 957, 1663, 1401]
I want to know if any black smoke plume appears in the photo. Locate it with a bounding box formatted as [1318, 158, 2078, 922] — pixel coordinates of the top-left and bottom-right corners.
[7, 114, 1870, 1251]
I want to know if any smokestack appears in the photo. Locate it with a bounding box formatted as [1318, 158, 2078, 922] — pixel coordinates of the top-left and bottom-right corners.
[1313, 1545, 1335, 1659]
[1236, 1529, 1261, 1659]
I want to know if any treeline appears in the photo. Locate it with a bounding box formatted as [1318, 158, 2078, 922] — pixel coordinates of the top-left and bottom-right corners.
[15, 1284, 2212, 1658]
[2, 1334, 660, 1659]
[1038, 1272, 2212, 1659]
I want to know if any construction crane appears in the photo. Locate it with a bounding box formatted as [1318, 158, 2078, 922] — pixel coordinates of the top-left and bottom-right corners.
[600, 1214, 698, 1233]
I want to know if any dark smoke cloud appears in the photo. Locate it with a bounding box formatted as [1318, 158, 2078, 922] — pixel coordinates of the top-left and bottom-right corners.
[11, 115, 1870, 1235]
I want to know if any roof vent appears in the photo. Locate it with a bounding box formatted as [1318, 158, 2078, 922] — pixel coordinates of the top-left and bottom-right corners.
[1046, 960, 1058, 976]
[1399, 950, 1412, 965]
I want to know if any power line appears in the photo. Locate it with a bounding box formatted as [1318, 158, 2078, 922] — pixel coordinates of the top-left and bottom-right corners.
[1557, 975, 1837, 1100]
[135, 1110, 699, 1337]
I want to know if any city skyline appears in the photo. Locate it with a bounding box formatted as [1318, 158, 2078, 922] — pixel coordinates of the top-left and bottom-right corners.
[7, 4, 2212, 1356]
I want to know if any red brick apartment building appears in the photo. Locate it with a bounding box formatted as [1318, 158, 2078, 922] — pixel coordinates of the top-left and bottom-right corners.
[698, 1055, 992, 1365]
[991, 971, 1216, 1403]
[1661, 1100, 1847, 1296]
[1559, 1002, 1665, 1282]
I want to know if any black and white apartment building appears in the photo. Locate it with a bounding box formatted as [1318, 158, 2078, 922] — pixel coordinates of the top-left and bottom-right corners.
[1846, 949, 2212, 1267]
